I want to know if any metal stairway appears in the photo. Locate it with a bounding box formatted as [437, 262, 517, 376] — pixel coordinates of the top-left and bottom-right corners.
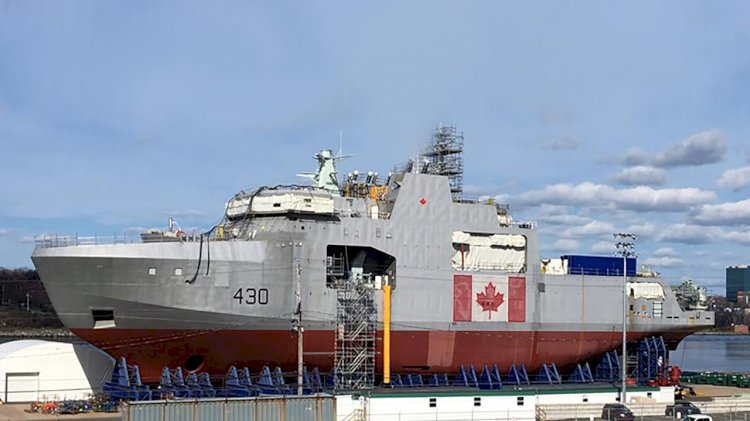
[333, 270, 377, 390]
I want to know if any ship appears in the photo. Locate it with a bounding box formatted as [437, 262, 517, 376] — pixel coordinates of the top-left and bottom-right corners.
[32, 125, 714, 384]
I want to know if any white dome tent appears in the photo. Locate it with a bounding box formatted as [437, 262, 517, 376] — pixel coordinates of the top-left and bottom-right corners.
[0, 340, 114, 403]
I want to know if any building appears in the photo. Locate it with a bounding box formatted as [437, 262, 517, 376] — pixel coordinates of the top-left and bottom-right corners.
[726, 266, 750, 303]
[0, 340, 114, 403]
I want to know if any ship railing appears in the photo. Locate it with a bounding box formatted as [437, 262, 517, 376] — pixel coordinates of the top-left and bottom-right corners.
[454, 197, 512, 211]
[334, 208, 392, 220]
[455, 262, 527, 273]
[34, 232, 211, 248]
[34, 234, 139, 249]
[567, 267, 633, 276]
[35, 233, 182, 248]
[334, 209, 362, 218]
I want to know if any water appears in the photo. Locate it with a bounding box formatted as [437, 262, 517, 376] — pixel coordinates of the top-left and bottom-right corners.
[673, 334, 750, 372]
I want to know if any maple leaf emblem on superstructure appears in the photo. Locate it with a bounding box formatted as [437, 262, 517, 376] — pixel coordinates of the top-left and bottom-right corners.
[476, 282, 504, 319]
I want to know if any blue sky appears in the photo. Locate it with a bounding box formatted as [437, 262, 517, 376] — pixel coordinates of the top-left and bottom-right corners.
[1, 2, 749, 294]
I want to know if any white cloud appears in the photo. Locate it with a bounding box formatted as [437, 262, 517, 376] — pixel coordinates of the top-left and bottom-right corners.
[653, 247, 678, 257]
[562, 220, 615, 238]
[658, 224, 720, 245]
[623, 148, 650, 167]
[19, 235, 37, 244]
[643, 256, 684, 268]
[658, 224, 750, 245]
[514, 182, 715, 212]
[623, 130, 726, 168]
[542, 137, 583, 151]
[655, 130, 726, 167]
[722, 230, 750, 245]
[463, 184, 513, 197]
[717, 166, 750, 191]
[591, 241, 616, 254]
[613, 166, 666, 186]
[164, 210, 204, 219]
[533, 205, 592, 224]
[626, 222, 656, 239]
[691, 199, 750, 226]
[0, 229, 9, 236]
[538, 214, 592, 226]
[123, 226, 149, 234]
[551, 239, 580, 252]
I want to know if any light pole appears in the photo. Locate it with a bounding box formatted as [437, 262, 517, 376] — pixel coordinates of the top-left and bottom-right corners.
[291, 241, 304, 396]
[614, 233, 636, 404]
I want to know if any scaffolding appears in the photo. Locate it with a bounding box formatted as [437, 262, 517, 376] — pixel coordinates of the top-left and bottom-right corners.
[332, 273, 377, 390]
[422, 124, 464, 200]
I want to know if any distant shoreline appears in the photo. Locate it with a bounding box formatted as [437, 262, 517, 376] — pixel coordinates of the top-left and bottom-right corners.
[0, 328, 75, 338]
[694, 330, 749, 336]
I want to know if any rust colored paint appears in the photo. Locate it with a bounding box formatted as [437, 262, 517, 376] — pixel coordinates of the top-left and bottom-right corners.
[452, 274, 472, 322]
[508, 276, 526, 322]
[72, 327, 695, 382]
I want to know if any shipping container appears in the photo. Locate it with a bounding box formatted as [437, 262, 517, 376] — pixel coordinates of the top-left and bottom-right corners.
[122, 394, 335, 421]
[561, 255, 636, 277]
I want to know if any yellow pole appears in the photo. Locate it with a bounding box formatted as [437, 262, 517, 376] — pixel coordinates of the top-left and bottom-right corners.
[383, 284, 391, 385]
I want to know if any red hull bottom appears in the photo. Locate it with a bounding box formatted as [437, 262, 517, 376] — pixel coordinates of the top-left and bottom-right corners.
[73, 328, 685, 383]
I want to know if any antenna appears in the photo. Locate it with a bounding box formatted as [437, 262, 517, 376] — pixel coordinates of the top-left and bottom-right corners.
[334, 130, 352, 162]
[338, 129, 343, 157]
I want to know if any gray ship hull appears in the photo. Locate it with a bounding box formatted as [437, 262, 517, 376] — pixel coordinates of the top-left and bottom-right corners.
[32, 171, 713, 382]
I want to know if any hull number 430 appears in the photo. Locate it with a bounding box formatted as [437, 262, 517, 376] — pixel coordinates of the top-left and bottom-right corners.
[233, 288, 269, 305]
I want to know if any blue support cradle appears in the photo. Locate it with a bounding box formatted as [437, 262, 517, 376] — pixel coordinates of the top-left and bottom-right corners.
[568, 363, 594, 383]
[535, 363, 561, 384]
[595, 350, 620, 382]
[505, 364, 529, 385]
[103, 357, 151, 401]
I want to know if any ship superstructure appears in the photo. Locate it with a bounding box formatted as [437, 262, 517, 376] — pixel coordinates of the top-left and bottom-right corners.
[32, 126, 713, 384]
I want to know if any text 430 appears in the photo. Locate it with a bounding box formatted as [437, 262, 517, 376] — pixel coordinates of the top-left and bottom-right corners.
[233, 288, 269, 305]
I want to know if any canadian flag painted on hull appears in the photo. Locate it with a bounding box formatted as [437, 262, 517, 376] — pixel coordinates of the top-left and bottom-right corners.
[453, 274, 526, 322]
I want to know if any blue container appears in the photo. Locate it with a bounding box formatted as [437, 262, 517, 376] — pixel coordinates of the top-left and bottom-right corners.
[561, 255, 636, 277]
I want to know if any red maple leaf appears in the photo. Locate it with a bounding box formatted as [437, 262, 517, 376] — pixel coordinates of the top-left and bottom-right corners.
[476, 282, 504, 319]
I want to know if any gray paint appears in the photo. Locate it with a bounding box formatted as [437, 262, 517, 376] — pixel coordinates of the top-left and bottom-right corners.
[32, 171, 712, 343]
[122, 395, 336, 421]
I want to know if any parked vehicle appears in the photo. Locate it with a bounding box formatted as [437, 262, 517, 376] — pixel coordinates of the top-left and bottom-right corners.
[683, 415, 712, 421]
[665, 401, 701, 417]
[601, 403, 634, 421]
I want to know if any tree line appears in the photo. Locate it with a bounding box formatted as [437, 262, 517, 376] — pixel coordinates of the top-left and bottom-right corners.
[0, 267, 40, 280]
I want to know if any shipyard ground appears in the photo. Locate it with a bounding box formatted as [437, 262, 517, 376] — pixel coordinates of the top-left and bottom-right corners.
[0, 404, 118, 421]
[3, 407, 750, 421]
[1, 385, 748, 420]
[558, 414, 750, 421]
[557, 414, 750, 421]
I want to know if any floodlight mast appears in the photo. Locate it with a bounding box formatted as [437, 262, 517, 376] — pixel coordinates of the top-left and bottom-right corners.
[614, 233, 636, 404]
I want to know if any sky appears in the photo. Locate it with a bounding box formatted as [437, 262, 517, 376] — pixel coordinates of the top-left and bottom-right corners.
[1, 1, 749, 295]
